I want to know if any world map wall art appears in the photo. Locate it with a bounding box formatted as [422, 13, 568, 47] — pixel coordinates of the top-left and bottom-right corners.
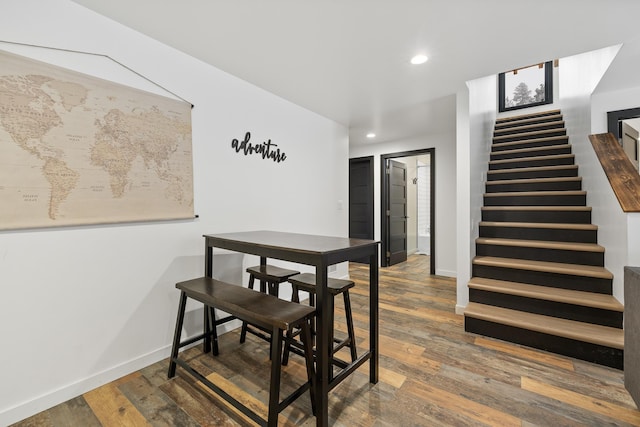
[0, 49, 194, 230]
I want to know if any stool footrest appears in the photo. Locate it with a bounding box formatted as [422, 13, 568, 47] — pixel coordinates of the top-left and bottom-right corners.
[243, 324, 273, 344]
[176, 329, 217, 350]
[215, 314, 236, 326]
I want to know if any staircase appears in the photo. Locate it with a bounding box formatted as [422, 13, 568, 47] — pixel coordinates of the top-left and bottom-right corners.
[464, 109, 624, 369]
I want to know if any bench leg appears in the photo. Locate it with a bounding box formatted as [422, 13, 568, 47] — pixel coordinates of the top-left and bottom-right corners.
[168, 291, 187, 379]
[343, 291, 358, 362]
[239, 275, 256, 344]
[282, 331, 292, 366]
[282, 286, 299, 366]
[268, 327, 283, 427]
[203, 299, 211, 353]
[300, 318, 317, 416]
[210, 306, 220, 356]
[309, 293, 317, 345]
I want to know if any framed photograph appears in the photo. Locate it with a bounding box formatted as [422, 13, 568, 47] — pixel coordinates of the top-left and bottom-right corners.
[499, 61, 553, 112]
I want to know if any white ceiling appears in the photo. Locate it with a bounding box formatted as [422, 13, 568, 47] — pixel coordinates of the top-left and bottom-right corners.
[71, 0, 640, 145]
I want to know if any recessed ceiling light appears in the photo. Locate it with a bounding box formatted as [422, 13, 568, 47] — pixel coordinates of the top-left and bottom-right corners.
[410, 54, 428, 65]
[366, 133, 376, 138]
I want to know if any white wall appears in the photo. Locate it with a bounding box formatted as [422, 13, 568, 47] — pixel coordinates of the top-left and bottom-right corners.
[592, 70, 640, 294]
[455, 88, 471, 313]
[559, 45, 625, 303]
[0, 1, 349, 424]
[456, 76, 496, 313]
[349, 126, 457, 277]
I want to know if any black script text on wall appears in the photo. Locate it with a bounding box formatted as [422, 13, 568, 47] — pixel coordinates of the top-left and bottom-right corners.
[231, 132, 287, 163]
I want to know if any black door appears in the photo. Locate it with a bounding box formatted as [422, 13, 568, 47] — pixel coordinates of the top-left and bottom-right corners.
[387, 159, 407, 265]
[349, 157, 374, 263]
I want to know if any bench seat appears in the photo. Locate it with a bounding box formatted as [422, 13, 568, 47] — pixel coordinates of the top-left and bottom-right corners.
[178, 276, 314, 331]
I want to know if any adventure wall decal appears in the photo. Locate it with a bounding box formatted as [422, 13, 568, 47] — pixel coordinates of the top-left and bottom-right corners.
[231, 132, 287, 163]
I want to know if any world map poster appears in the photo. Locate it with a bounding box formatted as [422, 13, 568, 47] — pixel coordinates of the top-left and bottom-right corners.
[0, 49, 194, 230]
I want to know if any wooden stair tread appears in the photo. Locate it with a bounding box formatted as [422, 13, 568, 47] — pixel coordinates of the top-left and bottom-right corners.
[468, 277, 623, 311]
[464, 302, 623, 349]
[493, 128, 567, 142]
[490, 153, 574, 165]
[494, 122, 565, 136]
[482, 206, 591, 211]
[484, 190, 585, 197]
[479, 221, 597, 230]
[488, 164, 577, 175]
[496, 109, 562, 123]
[473, 256, 613, 279]
[491, 144, 571, 156]
[492, 135, 568, 150]
[495, 114, 563, 129]
[486, 176, 581, 186]
[476, 237, 604, 252]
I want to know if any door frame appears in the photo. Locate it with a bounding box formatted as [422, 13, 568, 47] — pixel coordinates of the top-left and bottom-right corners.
[380, 148, 435, 274]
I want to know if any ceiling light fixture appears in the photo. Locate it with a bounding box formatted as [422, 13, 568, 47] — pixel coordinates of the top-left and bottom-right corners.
[410, 54, 428, 65]
[366, 133, 376, 138]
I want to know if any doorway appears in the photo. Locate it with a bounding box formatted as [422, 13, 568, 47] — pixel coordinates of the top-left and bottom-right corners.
[381, 148, 435, 274]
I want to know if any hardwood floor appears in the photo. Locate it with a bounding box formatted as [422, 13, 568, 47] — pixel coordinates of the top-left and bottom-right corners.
[12, 255, 640, 426]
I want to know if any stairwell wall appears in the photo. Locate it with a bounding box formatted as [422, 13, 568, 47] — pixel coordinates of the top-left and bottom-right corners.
[558, 45, 625, 303]
[592, 85, 640, 288]
[455, 76, 496, 313]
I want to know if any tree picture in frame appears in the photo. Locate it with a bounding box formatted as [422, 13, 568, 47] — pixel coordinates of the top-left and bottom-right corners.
[499, 61, 553, 112]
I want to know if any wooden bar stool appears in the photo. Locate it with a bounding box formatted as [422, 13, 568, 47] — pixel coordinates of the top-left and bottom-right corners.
[240, 264, 300, 344]
[282, 273, 358, 368]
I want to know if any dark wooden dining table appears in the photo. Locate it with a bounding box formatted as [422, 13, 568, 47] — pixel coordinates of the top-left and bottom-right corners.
[203, 230, 379, 427]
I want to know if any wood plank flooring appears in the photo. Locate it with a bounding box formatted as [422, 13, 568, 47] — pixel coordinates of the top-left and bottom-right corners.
[12, 255, 640, 426]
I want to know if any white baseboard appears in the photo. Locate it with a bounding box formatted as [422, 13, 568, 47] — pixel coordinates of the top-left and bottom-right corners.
[0, 346, 169, 426]
[0, 320, 241, 426]
[455, 304, 467, 315]
[435, 269, 456, 278]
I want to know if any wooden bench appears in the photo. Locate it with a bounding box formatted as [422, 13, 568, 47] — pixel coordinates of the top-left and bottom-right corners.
[168, 276, 316, 427]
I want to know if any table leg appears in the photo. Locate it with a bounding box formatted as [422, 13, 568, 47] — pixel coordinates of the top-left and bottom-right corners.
[315, 264, 329, 427]
[369, 248, 379, 384]
[204, 244, 213, 353]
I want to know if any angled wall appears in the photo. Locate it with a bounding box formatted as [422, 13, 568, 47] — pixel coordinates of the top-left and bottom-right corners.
[0, 1, 348, 424]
